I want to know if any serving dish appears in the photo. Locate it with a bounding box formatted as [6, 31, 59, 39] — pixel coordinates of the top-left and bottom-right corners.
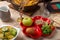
[10, 0, 39, 11]
[20, 16, 56, 38]
[0, 25, 20, 40]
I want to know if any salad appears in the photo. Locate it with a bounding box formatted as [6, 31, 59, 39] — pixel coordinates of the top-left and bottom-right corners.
[20, 16, 55, 38]
[0, 26, 17, 40]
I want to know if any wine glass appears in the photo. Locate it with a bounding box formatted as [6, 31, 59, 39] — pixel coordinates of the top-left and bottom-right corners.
[17, 0, 24, 22]
[17, 0, 28, 22]
[40, 0, 52, 18]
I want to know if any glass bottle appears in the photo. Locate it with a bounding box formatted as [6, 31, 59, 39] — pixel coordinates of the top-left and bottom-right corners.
[0, 6, 11, 22]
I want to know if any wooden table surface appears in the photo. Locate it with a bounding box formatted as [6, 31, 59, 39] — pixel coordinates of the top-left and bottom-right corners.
[0, 1, 60, 40]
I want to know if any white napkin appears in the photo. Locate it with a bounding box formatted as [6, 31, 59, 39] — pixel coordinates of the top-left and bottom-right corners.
[0, 6, 9, 12]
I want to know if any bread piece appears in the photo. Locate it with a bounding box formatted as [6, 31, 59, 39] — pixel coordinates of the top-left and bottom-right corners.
[52, 15, 60, 27]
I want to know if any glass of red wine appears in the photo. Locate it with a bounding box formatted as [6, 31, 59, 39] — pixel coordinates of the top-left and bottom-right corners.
[40, 0, 52, 17]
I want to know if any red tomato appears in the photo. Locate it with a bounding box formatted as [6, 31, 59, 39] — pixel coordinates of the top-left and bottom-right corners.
[42, 17, 51, 24]
[23, 25, 42, 38]
[32, 16, 43, 28]
[32, 16, 51, 28]
[32, 16, 43, 20]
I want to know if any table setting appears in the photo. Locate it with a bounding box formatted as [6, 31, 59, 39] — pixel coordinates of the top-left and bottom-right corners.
[0, 0, 60, 40]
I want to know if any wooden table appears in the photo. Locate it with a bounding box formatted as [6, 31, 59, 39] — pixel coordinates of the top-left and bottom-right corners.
[0, 1, 60, 40]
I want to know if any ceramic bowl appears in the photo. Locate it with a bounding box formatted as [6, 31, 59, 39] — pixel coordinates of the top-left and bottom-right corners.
[0, 25, 20, 40]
